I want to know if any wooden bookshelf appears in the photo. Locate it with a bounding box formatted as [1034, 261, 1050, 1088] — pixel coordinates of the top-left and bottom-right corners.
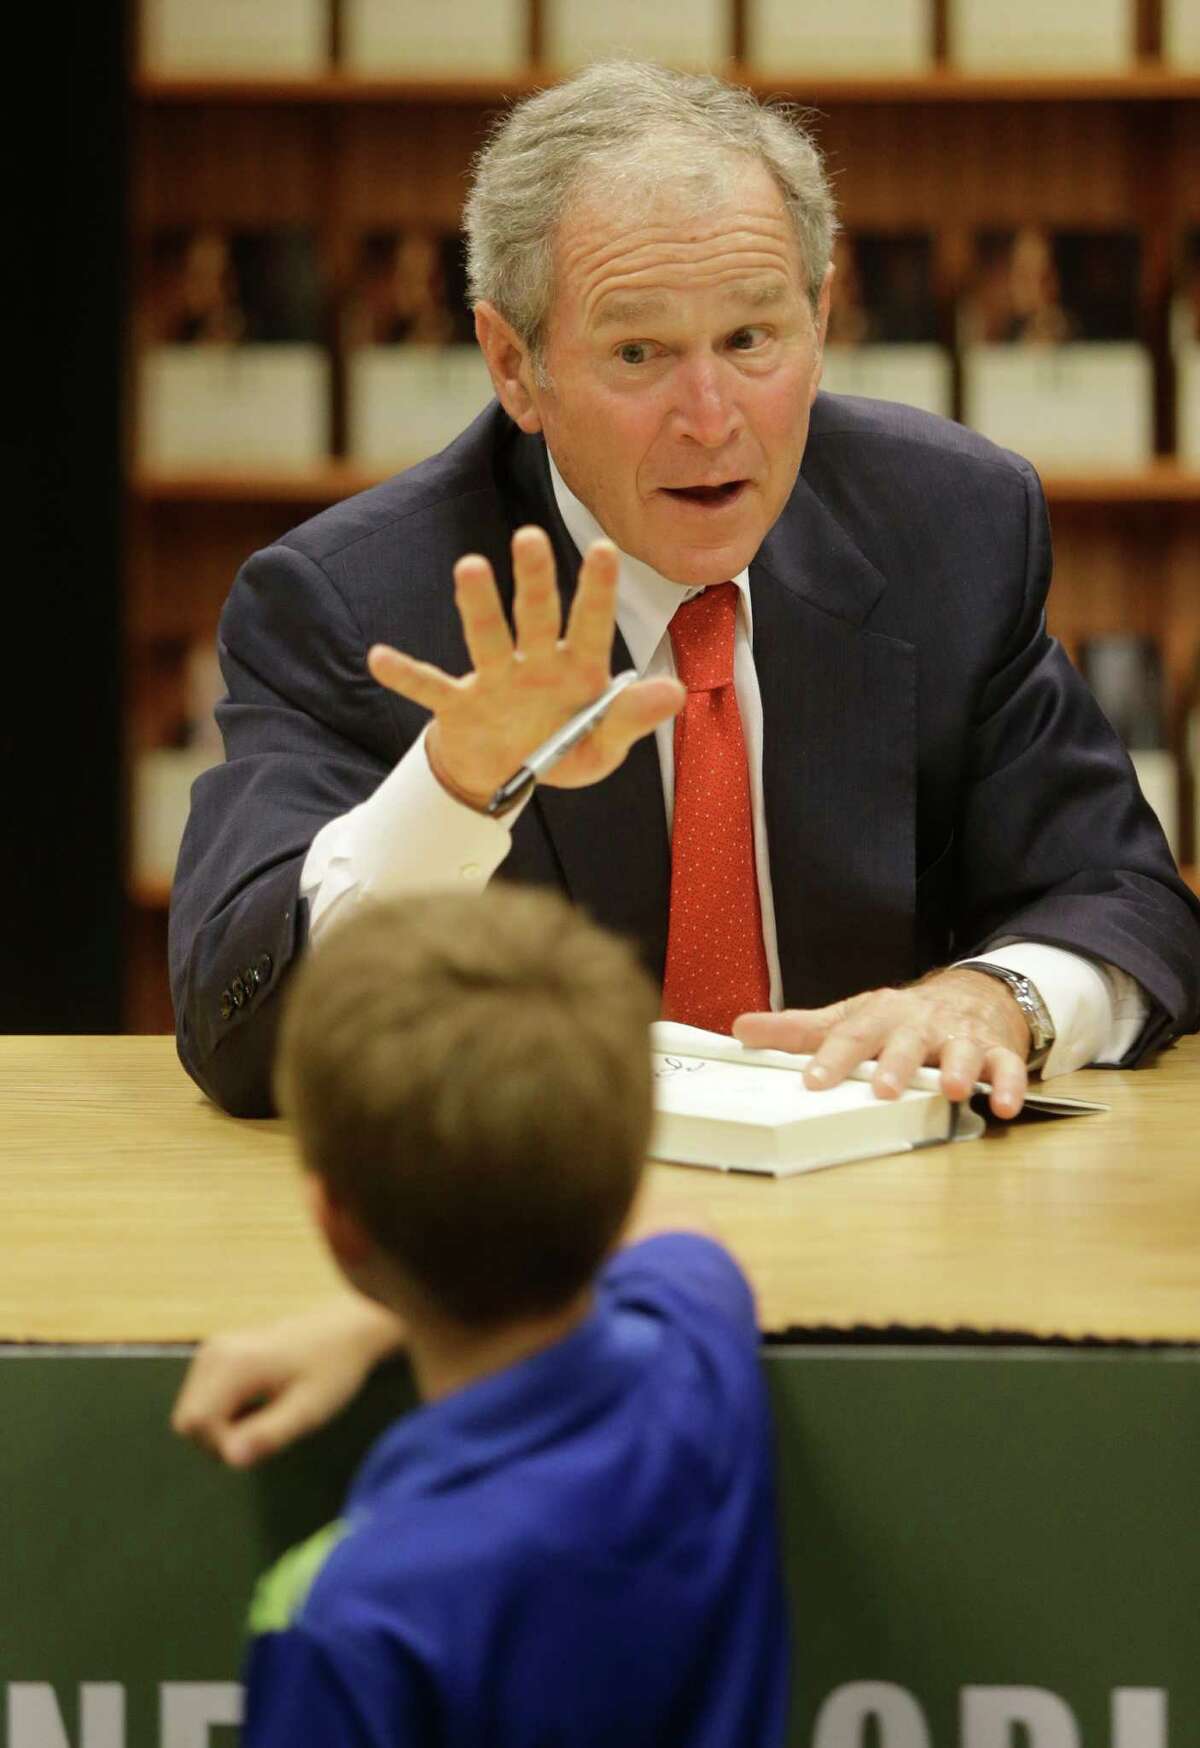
[134, 67, 1200, 106]
[133, 464, 386, 505]
[130, 463, 1200, 509]
[124, 29, 1200, 1031]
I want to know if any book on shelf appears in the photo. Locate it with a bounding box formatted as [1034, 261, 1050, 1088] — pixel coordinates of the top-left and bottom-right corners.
[542, 0, 729, 72]
[818, 232, 952, 418]
[1162, 0, 1200, 67]
[140, 0, 330, 75]
[947, 0, 1133, 70]
[1077, 637, 1180, 858]
[745, 0, 931, 74]
[343, 230, 494, 467]
[131, 644, 224, 893]
[1171, 230, 1200, 466]
[959, 228, 1152, 469]
[1185, 647, 1200, 868]
[137, 228, 330, 469]
[649, 1024, 1104, 1178]
[340, 0, 525, 74]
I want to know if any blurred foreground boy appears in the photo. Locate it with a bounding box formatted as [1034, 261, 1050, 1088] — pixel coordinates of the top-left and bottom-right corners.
[178, 888, 788, 1746]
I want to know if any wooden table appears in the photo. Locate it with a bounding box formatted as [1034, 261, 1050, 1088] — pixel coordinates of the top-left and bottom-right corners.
[4, 1032, 1198, 1344]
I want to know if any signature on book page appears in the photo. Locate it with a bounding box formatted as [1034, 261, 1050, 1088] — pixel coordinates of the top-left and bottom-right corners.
[653, 1056, 708, 1079]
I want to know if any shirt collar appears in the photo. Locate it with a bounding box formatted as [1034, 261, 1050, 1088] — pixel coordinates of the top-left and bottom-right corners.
[546, 451, 753, 670]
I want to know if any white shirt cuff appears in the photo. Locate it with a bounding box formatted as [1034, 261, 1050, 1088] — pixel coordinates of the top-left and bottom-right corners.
[300, 727, 518, 941]
[959, 942, 1149, 1078]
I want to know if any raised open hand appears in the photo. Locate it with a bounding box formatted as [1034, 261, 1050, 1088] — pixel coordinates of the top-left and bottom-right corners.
[367, 526, 684, 809]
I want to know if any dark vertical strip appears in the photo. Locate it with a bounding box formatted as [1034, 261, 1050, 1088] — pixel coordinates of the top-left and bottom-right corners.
[1, 3, 126, 1029]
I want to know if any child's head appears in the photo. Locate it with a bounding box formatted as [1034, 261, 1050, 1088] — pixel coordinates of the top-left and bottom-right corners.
[274, 887, 658, 1330]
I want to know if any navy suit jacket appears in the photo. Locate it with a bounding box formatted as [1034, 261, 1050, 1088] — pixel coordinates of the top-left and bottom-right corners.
[170, 394, 1200, 1115]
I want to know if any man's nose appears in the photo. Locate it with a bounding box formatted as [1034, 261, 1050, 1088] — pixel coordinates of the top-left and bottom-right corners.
[671, 356, 742, 448]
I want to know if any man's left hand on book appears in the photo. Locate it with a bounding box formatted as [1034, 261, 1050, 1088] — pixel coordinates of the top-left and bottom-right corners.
[733, 967, 1031, 1120]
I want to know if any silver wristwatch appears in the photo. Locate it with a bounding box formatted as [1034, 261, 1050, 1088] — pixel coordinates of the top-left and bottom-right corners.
[957, 962, 1056, 1072]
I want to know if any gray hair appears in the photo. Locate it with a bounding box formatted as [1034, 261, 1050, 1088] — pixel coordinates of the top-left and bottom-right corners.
[463, 61, 838, 366]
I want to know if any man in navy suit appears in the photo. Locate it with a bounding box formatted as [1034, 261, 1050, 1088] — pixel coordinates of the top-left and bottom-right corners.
[170, 61, 1200, 1118]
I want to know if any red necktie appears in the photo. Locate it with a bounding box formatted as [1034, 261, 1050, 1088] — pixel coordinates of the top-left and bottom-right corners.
[661, 582, 771, 1034]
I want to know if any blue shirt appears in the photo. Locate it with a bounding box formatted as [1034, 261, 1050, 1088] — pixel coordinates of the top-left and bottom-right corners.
[242, 1234, 790, 1747]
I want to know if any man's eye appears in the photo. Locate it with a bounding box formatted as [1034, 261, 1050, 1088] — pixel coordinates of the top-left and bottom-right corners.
[617, 343, 650, 365]
[729, 328, 765, 350]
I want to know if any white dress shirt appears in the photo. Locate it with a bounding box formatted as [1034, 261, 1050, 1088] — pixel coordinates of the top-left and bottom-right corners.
[300, 455, 1148, 1079]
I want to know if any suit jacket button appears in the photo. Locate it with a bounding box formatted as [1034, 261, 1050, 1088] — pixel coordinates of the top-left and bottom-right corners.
[231, 976, 246, 1008]
[244, 965, 258, 995]
[219, 990, 234, 1021]
[254, 952, 273, 986]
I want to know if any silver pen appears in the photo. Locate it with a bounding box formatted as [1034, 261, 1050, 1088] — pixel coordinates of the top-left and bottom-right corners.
[486, 670, 640, 817]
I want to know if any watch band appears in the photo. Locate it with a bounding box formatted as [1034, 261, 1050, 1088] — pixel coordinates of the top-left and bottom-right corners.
[957, 961, 1056, 1072]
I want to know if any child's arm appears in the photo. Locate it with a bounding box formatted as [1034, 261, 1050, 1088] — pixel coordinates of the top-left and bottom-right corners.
[171, 1297, 405, 1469]
[613, 1201, 761, 1336]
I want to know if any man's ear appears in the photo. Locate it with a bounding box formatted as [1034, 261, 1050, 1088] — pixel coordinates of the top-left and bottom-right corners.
[305, 1175, 374, 1272]
[475, 301, 543, 434]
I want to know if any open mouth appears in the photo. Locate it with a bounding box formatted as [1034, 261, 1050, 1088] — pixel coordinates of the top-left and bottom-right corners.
[661, 481, 747, 508]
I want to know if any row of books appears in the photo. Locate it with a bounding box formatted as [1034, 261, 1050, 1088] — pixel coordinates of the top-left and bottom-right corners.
[130, 634, 1200, 891]
[141, 0, 1200, 76]
[136, 226, 1200, 473]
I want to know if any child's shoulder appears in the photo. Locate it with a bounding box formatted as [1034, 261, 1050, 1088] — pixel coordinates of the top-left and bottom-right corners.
[601, 1232, 758, 1343]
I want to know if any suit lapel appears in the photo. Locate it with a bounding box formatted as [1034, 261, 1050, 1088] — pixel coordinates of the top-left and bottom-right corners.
[753, 476, 919, 1004]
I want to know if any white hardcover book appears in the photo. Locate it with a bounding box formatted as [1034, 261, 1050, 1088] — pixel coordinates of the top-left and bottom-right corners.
[649, 1023, 1104, 1177]
[342, 0, 526, 73]
[1163, 0, 1200, 66]
[1172, 281, 1200, 463]
[543, 0, 729, 71]
[131, 749, 221, 892]
[139, 345, 331, 467]
[948, 0, 1132, 69]
[1175, 347, 1200, 464]
[650, 1023, 983, 1176]
[1130, 750, 1181, 860]
[819, 345, 952, 417]
[960, 344, 1153, 468]
[141, 0, 329, 73]
[746, 0, 931, 74]
[346, 346, 495, 465]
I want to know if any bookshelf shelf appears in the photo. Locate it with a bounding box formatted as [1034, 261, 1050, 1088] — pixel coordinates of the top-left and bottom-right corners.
[1040, 466, 1200, 505]
[132, 879, 172, 912]
[133, 65, 1200, 107]
[131, 464, 1200, 510]
[133, 464, 387, 505]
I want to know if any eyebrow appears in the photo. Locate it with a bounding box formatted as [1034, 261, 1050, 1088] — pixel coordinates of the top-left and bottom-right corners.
[591, 280, 789, 331]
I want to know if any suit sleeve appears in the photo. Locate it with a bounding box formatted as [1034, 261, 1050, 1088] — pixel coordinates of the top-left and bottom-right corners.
[955, 462, 1200, 1062]
[168, 540, 426, 1116]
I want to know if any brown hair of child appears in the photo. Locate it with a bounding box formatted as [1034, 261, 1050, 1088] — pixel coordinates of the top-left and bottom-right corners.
[274, 887, 658, 1328]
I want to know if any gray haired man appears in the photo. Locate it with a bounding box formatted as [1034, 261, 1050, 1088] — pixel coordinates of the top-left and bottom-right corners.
[170, 61, 1200, 1117]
